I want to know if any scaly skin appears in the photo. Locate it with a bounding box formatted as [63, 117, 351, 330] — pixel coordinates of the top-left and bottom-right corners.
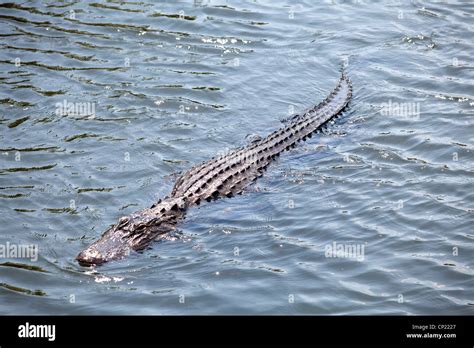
[76, 73, 352, 266]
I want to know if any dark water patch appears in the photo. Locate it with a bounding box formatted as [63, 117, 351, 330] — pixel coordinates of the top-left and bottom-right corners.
[89, 2, 144, 13]
[0, 98, 34, 108]
[0, 282, 46, 296]
[0, 59, 122, 72]
[0, 185, 35, 189]
[75, 40, 123, 50]
[7, 116, 29, 128]
[11, 85, 66, 97]
[63, 133, 99, 142]
[42, 207, 77, 214]
[0, 262, 48, 273]
[0, 2, 65, 17]
[0, 164, 56, 173]
[149, 12, 196, 21]
[3, 44, 97, 62]
[65, 17, 150, 32]
[192, 86, 221, 91]
[77, 187, 114, 193]
[0, 146, 61, 152]
[0, 193, 28, 198]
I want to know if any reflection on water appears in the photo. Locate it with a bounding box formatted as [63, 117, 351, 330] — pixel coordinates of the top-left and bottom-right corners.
[0, 0, 473, 314]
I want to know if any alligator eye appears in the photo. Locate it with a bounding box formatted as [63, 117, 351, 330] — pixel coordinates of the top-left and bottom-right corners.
[119, 216, 129, 225]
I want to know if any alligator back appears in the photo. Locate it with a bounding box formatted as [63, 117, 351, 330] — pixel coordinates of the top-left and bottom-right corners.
[172, 73, 352, 205]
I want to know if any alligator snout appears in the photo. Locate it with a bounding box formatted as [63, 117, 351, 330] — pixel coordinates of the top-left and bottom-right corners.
[76, 247, 108, 266]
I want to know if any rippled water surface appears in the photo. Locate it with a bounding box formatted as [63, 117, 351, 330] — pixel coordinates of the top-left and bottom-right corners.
[1, 0, 473, 314]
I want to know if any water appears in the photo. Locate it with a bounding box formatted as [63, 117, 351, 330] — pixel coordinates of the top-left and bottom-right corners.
[0, 0, 473, 315]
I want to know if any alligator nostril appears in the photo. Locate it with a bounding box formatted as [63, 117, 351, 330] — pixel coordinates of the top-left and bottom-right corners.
[76, 254, 106, 266]
[77, 258, 95, 267]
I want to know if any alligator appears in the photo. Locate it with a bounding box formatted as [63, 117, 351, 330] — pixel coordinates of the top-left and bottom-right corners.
[76, 72, 352, 266]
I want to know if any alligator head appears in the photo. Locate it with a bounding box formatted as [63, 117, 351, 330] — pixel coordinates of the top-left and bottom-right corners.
[76, 197, 185, 266]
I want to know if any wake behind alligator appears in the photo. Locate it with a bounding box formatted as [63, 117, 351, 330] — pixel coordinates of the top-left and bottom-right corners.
[76, 73, 353, 266]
